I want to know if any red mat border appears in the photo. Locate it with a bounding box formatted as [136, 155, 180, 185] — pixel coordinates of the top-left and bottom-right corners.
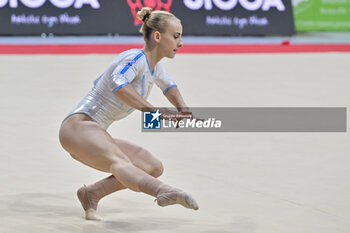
[1, 43, 350, 54]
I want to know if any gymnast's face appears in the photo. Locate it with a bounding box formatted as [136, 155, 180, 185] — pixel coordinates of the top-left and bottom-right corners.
[157, 18, 183, 59]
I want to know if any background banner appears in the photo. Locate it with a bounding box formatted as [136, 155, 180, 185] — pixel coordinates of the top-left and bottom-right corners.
[173, 0, 295, 36]
[0, 0, 295, 36]
[293, 0, 350, 31]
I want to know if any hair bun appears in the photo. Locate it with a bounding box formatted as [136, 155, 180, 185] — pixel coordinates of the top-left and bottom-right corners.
[137, 7, 152, 22]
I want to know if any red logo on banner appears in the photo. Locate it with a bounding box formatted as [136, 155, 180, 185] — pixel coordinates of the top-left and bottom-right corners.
[126, 0, 173, 25]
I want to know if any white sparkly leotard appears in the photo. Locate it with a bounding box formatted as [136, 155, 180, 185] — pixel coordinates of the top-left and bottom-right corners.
[65, 49, 176, 129]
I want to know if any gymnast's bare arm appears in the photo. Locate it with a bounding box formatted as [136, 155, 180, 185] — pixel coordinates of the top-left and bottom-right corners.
[164, 86, 189, 112]
[115, 84, 182, 121]
[114, 84, 156, 112]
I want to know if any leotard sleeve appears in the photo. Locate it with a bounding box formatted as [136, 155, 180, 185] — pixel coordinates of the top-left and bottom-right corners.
[155, 62, 177, 95]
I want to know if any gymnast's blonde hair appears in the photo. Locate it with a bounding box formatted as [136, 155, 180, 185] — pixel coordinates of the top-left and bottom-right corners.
[137, 7, 178, 41]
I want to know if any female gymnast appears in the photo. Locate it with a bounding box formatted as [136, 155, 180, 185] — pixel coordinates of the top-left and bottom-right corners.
[59, 7, 198, 220]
